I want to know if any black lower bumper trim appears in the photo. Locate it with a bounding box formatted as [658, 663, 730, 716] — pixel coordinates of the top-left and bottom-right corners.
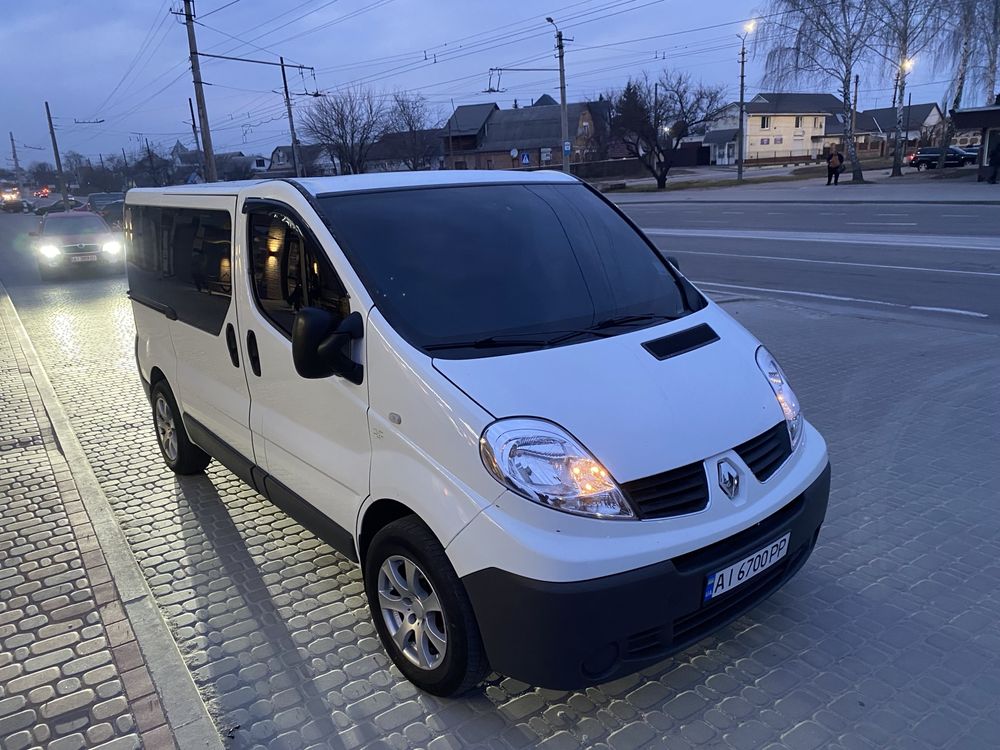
[462, 462, 831, 690]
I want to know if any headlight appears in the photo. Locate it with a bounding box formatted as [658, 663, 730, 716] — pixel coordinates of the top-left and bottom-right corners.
[102, 240, 122, 255]
[480, 418, 635, 519]
[39, 244, 60, 258]
[756, 346, 802, 449]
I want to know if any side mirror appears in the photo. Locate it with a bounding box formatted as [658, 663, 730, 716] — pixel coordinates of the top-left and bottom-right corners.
[667, 255, 680, 270]
[292, 308, 364, 384]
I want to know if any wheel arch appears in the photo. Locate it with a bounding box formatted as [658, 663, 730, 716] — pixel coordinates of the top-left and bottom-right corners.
[358, 498, 419, 565]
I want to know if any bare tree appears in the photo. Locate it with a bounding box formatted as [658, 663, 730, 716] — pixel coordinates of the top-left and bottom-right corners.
[762, 0, 874, 183]
[874, 0, 943, 176]
[611, 72, 727, 189]
[933, 0, 978, 169]
[303, 86, 387, 175]
[981, 0, 1000, 104]
[385, 92, 442, 170]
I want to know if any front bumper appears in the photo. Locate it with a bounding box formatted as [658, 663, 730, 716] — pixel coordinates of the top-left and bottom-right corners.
[38, 253, 123, 270]
[461, 462, 830, 690]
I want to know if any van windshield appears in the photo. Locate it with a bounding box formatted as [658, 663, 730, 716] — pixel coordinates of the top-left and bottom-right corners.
[318, 183, 702, 358]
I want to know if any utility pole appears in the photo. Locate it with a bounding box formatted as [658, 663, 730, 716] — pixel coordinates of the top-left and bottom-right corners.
[192, 51, 314, 178]
[188, 97, 204, 176]
[122, 148, 130, 190]
[45, 102, 70, 209]
[547, 17, 570, 173]
[851, 73, 859, 139]
[146, 139, 158, 187]
[9, 132, 24, 195]
[280, 57, 303, 178]
[182, 0, 217, 181]
[736, 20, 755, 184]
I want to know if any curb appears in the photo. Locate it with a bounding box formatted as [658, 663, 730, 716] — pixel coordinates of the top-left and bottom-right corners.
[0, 282, 225, 750]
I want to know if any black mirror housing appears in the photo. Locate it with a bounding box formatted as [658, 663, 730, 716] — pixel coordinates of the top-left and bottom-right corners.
[667, 255, 680, 270]
[292, 308, 364, 384]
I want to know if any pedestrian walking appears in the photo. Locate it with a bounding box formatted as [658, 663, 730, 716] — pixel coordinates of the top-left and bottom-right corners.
[826, 148, 845, 185]
[988, 141, 1000, 184]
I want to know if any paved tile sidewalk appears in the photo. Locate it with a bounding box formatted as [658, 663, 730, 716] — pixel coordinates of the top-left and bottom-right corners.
[0, 294, 214, 750]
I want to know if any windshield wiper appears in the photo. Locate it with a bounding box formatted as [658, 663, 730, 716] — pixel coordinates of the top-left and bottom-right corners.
[590, 313, 679, 331]
[424, 328, 613, 352]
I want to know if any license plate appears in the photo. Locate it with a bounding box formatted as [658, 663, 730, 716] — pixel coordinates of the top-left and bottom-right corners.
[704, 532, 791, 602]
[70, 255, 98, 263]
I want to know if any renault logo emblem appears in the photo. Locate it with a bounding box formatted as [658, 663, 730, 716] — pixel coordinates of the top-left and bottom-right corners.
[718, 459, 740, 500]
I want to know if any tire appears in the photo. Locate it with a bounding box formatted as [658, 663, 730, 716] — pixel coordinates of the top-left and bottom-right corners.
[150, 380, 211, 474]
[364, 515, 489, 696]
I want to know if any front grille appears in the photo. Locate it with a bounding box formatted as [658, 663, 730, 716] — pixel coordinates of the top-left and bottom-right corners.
[734, 422, 791, 482]
[622, 461, 709, 520]
[61, 243, 101, 254]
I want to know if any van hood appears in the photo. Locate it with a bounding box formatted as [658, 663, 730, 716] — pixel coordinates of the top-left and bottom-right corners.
[432, 306, 786, 483]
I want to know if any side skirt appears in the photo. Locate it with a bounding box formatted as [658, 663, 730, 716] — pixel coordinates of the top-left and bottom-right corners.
[183, 414, 360, 563]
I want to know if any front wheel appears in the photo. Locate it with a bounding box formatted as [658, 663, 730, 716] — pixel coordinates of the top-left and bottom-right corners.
[364, 516, 489, 696]
[150, 380, 211, 474]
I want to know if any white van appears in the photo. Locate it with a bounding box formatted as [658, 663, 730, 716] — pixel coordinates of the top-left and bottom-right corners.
[125, 172, 830, 696]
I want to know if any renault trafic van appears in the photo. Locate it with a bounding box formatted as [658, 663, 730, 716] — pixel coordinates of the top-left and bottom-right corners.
[125, 172, 830, 696]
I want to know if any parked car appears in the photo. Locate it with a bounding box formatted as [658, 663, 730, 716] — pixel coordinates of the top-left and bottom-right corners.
[908, 146, 977, 169]
[98, 199, 124, 228]
[34, 197, 85, 215]
[125, 173, 831, 696]
[31, 211, 123, 280]
[78, 191, 125, 213]
[961, 145, 981, 160]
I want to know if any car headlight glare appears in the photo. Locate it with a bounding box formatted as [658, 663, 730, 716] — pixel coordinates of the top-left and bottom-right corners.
[39, 244, 60, 259]
[102, 240, 122, 255]
[480, 418, 635, 519]
[756, 346, 802, 449]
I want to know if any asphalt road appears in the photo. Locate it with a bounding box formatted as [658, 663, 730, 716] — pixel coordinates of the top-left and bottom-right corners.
[618, 201, 1000, 328]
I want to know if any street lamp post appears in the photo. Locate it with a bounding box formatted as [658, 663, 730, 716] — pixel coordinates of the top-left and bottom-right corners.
[546, 17, 571, 174]
[891, 57, 915, 177]
[737, 19, 756, 184]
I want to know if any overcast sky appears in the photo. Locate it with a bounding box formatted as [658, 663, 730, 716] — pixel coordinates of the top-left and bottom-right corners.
[2, 0, 950, 165]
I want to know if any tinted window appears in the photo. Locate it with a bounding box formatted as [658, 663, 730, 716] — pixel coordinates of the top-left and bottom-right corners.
[125, 205, 233, 335]
[43, 215, 108, 234]
[318, 183, 699, 358]
[248, 211, 348, 336]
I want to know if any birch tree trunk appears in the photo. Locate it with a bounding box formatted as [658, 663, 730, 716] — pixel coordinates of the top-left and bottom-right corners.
[840, 71, 864, 182]
[892, 43, 908, 177]
[937, 30, 971, 171]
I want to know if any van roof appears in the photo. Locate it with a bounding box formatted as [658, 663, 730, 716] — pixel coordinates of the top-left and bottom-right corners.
[125, 170, 577, 200]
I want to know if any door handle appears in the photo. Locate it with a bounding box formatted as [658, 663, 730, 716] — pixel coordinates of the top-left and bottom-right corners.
[246, 330, 261, 377]
[225, 323, 240, 368]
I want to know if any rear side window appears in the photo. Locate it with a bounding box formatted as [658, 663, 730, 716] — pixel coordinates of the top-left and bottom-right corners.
[126, 205, 233, 334]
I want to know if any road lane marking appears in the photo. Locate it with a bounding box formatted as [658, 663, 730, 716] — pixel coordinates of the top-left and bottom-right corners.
[642, 227, 999, 251]
[941, 214, 976, 218]
[846, 221, 918, 226]
[694, 281, 989, 318]
[669, 249, 1000, 277]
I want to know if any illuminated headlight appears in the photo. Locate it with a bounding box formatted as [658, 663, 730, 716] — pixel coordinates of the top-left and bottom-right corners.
[756, 346, 803, 449]
[102, 240, 122, 255]
[480, 418, 635, 519]
[39, 244, 61, 259]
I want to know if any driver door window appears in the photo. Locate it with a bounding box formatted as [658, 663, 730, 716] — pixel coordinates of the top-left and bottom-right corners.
[248, 211, 348, 336]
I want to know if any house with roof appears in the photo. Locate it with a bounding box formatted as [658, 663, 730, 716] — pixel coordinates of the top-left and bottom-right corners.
[744, 93, 846, 160]
[442, 96, 610, 170]
[169, 141, 268, 182]
[367, 129, 445, 172]
[265, 144, 338, 177]
[854, 103, 943, 154]
[952, 95, 1000, 179]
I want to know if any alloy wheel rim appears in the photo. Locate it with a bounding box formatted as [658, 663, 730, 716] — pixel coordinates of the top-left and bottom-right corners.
[154, 395, 178, 463]
[377, 555, 447, 671]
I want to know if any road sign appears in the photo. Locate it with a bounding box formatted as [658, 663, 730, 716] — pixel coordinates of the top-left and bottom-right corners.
[541, 147, 552, 162]
[510, 148, 518, 158]
[563, 140, 572, 155]
[521, 152, 530, 165]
